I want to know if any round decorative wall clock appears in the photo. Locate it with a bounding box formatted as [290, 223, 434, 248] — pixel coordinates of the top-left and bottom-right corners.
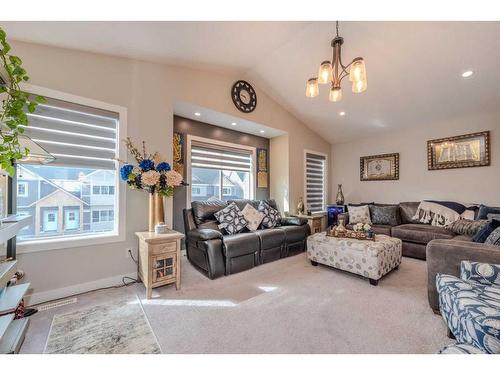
[231, 80, 257, 113]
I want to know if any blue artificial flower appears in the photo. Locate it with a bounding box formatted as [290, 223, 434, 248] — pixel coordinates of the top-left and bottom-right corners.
[139, 159, 154, 171]
[120, 164, 134, 181]
[156, 162, 171, 172]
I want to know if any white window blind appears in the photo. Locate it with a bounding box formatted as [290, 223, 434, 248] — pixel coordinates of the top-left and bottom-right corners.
[305, 152, 326, 213]
[22, 97, 119, 169]
[191, 142, 252, 172]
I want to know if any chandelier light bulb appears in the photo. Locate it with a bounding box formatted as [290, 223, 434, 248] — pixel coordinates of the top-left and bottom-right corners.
[306, 78, 319, 98]
[352, 79, 367, 93]
[329, 86, 343, 102]
[349, 58, 366, 82]
[318, 61, 333, 84]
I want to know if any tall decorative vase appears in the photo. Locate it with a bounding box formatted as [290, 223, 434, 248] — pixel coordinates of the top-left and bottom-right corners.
[148, 192, 165, 232]
[336, 184, 345, 205]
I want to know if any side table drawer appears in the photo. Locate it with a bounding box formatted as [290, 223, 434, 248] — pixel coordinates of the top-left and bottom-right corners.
[152, 253, 177, 284]
[151, 242, 177, 255]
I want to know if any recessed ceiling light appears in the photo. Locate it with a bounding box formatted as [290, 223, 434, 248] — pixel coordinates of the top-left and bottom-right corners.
[259, 130, 265, 133]
[339, 111, 346, 116]
[461, 70, 474, 78]
[194, 112, 201, 116]
[231, 122, 237, 126]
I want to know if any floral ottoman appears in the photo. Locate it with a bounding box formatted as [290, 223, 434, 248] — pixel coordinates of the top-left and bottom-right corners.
[307, 232, 402, 285]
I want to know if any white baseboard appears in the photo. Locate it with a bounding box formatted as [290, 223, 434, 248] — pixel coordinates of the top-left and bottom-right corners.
[25, 272, 138, 306]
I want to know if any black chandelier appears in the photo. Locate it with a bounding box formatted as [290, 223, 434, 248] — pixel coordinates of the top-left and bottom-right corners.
[306, 21, 367, 102]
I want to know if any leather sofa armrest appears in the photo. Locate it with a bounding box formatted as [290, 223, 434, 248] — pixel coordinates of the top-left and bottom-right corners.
[338, 212, 349, 224]
[426, 239, 500, 312]
[281, 216, 308, 226]
[187, 228, 223, 241]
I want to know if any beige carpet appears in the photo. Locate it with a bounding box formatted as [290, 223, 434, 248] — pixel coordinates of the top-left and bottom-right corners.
[22, 253, 453, 354]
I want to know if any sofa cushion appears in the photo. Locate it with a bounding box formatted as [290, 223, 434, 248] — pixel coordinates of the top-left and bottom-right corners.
[191, 200, 227, 226]
[412, 200, 465, 227]
[447, 219, 488, 237]
[241, 203, 265, 231]
[369, 205, 401, 226]
[399, 202, 420, 224]
[347, 204, 372, 224]
[477, 204, 500, 220]
[472, 219, 500, 243]
[254, 228, 285, 249]
[214, 202, 248, 235]
[258, 201, 281, 228]
[391, 223, 454, 244]
[485, 228, 500, 246]
[222, 232, 260, 258]
[227, 199, 260, 211]
[281, 225, 307, 244]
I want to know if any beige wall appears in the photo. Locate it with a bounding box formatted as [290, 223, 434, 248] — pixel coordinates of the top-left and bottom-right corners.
[11, 40, 330, 302]
[330, 112, 500, 206]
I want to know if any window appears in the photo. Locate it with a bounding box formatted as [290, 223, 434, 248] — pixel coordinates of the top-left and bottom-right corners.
[189, 140, 254, 202]
[16, 93, 121, 245]
[305, 152, 327, 213]
[91, 209, 114, 223]
[17, 182, 28, 197]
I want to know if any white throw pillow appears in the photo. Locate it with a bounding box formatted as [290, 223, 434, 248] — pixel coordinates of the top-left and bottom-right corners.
[241, 203, 265, 231]
[347, 205, 372, 225]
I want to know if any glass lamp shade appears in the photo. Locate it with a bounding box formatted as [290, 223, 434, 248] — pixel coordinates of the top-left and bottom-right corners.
[329, 86, 343, 102]
[317, 61, 333, 84]
[352, 79, 367, 93]
[306, 78, 319, 98]
[349, 58, 366, 82]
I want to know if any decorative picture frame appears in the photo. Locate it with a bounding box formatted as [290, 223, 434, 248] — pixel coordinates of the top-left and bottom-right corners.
[360, 153, 399, 181]
[257, 148, 268, 188]
[427, 131, 490, 170]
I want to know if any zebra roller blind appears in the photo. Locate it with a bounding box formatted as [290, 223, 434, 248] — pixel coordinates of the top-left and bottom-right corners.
[191, 141, 253, 172]
[305, 152, 326, 213]
[22, 97, 119, 169]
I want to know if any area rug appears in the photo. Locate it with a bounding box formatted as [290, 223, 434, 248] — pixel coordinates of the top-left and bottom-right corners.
[44, 296, 161, 354]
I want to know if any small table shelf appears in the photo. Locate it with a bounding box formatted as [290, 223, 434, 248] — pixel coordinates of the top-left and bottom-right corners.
[0, 283, 31, 315]
[135, 230, 184, 299]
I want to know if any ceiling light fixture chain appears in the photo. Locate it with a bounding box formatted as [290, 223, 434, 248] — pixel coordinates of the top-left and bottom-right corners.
[306, 21, 367, 102]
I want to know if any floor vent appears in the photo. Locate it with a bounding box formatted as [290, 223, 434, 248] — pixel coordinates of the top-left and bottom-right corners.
[36, 297, 78, 311]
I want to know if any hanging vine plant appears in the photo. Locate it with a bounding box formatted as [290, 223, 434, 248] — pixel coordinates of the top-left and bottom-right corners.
[0, 26, 45, 176]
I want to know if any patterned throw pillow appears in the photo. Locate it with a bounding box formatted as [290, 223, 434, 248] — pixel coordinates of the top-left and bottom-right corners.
[258, 201, 281, 228]
[347, 205, 372, 225]
[472, 219, 500, 243]
[447, 219, 488, 236]
[214, 202, 248, 235]
[241, 203, 265, 231]
[484, 227, 500, 245]
[369, 205, 400, 226]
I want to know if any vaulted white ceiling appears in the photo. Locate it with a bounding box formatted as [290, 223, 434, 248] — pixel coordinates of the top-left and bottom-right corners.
[3, 21, 500, 143]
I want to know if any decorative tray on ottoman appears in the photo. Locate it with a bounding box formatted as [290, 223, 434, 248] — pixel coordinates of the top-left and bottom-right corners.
[326, 228, 375, 241]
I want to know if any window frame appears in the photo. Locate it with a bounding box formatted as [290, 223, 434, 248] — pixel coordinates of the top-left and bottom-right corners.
[185, 135, 256, 206]
[303, 149, 328, 214]
[17, 83, 127, 254]
[17, 181, 28, 197]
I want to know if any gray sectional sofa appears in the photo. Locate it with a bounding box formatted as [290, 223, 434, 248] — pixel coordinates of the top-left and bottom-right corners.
[339, 202, 457, 260]
[338, 202, 500, 312]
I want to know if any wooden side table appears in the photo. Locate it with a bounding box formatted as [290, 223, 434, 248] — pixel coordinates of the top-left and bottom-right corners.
[135, 230, 184, 299]
[293, 214, 326, 234]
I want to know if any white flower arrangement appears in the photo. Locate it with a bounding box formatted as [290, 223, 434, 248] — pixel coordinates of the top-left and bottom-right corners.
[354, 222, 371, 232]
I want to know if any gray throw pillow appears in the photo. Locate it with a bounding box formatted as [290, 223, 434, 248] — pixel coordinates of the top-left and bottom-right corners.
[369, 205, 400, 226]
[447, 219, 488, 237]
[484, 227, 500, 245]
[214, 202, 248, 235]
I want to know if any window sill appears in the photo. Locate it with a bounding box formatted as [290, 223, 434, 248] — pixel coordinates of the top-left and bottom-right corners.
[17, 232, 125, 254]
